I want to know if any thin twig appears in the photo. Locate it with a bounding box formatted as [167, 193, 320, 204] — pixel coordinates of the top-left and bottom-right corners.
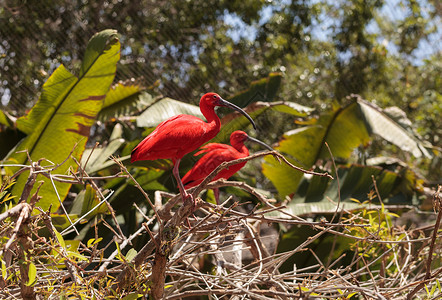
[111, 156, 162, 225]
[407, 185, 442, 299]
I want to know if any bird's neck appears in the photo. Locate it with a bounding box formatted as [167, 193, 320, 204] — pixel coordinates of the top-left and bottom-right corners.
[200, 102, 221, 133]
[232, 143, 249, 155]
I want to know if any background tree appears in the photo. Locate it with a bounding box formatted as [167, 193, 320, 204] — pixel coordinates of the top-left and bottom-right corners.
[1, 0, 440, 176]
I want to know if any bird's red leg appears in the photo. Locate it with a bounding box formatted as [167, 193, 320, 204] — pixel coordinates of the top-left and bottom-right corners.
[173, 159, 194, 204]
[173, 159, 195, 229]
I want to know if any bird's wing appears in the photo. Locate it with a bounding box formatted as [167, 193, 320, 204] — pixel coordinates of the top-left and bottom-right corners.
[131, 115, 214, 161]
[154, 115, 215, 148]
[194, 143, 232, 156]
[183, 146, 244, 187]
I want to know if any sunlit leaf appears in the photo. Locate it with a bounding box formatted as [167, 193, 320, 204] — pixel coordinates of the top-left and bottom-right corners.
[1, 259, 7, 281]
[98, 82, 154, 122]
[0, 110, 14, 127]
[67, 251, 88, 261]
[121, 293, 143, 300]
[262, 125, 325, 197]
[125, 248, 137, 261]
[87, 238, 103, 248]
[136, 97, 203, 128]
[228, 72, 283, 107]
[54, 227, 66, 249]
[115, 241, 123, 261]
[5, 29, 120, 211]
[25, 262, 37, 286]
[358, 99, 431, 158]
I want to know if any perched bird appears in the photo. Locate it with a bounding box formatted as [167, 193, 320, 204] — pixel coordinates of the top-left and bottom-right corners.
[131, 93, 256, 201]
[182, 130, 273, 204]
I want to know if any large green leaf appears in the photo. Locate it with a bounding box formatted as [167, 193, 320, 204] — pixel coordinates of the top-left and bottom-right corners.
[261, 101, 369, 198]
[212, 101, 313, 144]
[228, 72, 283, 107]
[263, 97, 429, 198]
[5, 29, 120, 210]
[262, 125, 326, 198]
[275, 164, 420, 216]
[318, 102, 371, 159]
[98, 82, 155, 122]
[0, 110, 14, 127]
[136, 97, 204, 128]
[358, 99, 431, 158]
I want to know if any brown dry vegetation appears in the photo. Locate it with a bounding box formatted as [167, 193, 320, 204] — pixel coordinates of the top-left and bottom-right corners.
[1, 152, 441, 299]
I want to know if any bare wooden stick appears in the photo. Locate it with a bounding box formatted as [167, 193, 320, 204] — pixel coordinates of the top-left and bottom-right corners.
[111, 156, 162, 225]
[407, 185, 442, 299]
[191, 150, 333, 199]
[38, 208, 81, 285]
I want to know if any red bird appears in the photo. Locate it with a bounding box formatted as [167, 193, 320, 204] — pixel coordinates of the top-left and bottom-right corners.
[131, 93, 256, 201]
[182, 130, 273, 204]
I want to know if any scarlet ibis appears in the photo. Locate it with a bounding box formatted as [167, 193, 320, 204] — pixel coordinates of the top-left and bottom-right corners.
[131, 93, 256, 201]
[182, 130, 273, 204]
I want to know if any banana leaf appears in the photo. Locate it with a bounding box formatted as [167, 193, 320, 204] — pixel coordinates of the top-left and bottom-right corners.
[228, 72, 283, 107]
[263, 97, 431, 198]
[213, 101, 313, 144]
[98, 82, 154, 122]
[4, 29, 120, 210]
[136, 97, 204, 128]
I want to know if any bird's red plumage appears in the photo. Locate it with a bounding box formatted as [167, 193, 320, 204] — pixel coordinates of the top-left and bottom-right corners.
[182, 131, 250, 188]
[130, 93, 256, 202]
[130, 114, 218, 163]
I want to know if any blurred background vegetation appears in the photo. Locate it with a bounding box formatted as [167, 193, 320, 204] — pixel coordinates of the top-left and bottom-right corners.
[1, 0, 440, 140]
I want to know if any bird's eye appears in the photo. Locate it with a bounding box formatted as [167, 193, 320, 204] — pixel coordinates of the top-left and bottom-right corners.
[213, 95, 217, 99]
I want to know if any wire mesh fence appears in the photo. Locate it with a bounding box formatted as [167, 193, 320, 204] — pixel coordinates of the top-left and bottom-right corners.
[1, 0, 440, 114]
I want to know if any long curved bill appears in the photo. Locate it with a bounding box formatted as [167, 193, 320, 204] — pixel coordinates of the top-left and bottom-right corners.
[246, 136, 274, 151]
[217, 98, 257, 130]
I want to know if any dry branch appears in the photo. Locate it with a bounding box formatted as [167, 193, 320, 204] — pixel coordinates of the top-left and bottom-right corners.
[1, 154, 440, 300]
[407, 185, 442, 299]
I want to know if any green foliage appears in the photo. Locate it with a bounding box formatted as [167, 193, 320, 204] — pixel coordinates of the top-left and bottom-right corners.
[98, 81, 155, 122]
[263, 97, 431, 198]
[136, 97, 204, 128]
[345, 201, 403, 272]
[0, 176, 15, 206]
[228, 72, 283, 107]
[4, 30, 121, 211]
[69, 184, 108, 218]
[0, 111, 14, 127]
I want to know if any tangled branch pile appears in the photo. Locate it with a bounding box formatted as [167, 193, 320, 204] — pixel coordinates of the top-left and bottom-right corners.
[1, 156, 441, 300]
